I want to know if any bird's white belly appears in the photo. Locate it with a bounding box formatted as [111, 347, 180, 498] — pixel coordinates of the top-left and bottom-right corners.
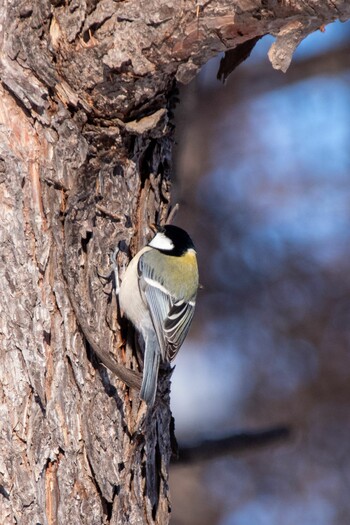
[119, 248, 153, 332]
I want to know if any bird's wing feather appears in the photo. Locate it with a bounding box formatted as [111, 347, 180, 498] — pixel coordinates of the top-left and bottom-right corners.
[164, 300, 195, 360]
[143, 281, 170, 360]
[138, 255, 195, 362]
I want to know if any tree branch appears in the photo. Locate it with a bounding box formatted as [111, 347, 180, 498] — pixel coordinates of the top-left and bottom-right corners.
[176, 425, 291, 464]
[2, 1, 350, 123]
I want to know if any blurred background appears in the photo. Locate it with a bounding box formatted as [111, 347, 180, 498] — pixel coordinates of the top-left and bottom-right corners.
[169, 20, 350, 525]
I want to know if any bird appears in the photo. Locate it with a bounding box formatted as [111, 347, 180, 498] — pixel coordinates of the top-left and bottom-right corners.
[118, 225, 199, 406]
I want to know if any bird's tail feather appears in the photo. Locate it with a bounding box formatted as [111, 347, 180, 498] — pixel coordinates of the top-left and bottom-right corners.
[140, 333, 160, 406]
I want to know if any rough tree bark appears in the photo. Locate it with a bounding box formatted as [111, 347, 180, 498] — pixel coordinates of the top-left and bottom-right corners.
[0, 1, 349, 524]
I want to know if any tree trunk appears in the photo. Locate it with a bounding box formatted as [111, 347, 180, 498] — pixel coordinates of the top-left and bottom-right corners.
[0, 1, 349, 524]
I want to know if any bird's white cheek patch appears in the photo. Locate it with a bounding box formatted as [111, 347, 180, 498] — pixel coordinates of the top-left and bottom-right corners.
[149, 232, 174, 251]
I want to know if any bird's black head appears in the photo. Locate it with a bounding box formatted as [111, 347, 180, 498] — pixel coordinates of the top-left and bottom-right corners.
[148, 225, 195, 256]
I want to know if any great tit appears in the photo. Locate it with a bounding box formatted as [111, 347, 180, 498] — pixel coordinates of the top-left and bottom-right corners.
[118, 225, 199, 406]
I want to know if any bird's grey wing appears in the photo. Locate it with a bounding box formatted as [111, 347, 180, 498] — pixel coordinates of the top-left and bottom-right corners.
[138, 255, 196, 362]
[164, 299, 196, 360]
[138, 256, 172, 360]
